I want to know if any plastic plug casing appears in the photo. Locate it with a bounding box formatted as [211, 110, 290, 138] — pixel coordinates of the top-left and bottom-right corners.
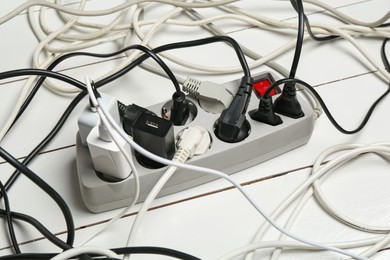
[87, 122, 132, 181]
[273, 82, 304, 118]
[170, 92, 190, 126]
[118, 103, 156, 136]
[182, 77, 234, 113]
[78, 93, 120, 146]
[214, 76, 253, 143]
[249, 97, 283, 126]
[132, 112, 175, 168]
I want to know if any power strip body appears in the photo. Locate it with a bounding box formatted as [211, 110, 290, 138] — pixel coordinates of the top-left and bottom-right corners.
[76, 72, 315, 213]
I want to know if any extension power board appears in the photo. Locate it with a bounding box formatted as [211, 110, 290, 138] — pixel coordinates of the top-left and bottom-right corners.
[76, 72, 315, 213]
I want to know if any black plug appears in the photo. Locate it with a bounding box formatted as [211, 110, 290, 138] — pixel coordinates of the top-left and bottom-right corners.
[117, 101, 156, 136]
[132, 112, 175, 168]
[214, 76, 252, 143]
[273, 82, 304, 118]
[249, 97, 282, 126]
[170, 92, 190, 126]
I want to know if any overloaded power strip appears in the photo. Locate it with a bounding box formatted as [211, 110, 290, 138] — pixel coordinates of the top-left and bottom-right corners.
[76, 72, 315, 213]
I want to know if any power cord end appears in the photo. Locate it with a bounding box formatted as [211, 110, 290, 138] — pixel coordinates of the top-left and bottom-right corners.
[273, 82, 304, 118]
[174, 125, 211, 163]
[183, 77, 234, 113]
[249, 97, 283, 126]
[170, 92, 190, 126]
[214, 76, 252, 143]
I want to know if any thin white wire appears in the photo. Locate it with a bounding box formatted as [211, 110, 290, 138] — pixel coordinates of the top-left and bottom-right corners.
[222, 4, 390, 82]
[244, 143, 390, 260]
[50, 246, 120, 260]
[124, 165, 178, 260]
[79, 77, 140, 247]
[0, 0, 237, 24]
[218, 237, 387, 260]
[302, 0, 390, 27]
[87, 79, 370, 260]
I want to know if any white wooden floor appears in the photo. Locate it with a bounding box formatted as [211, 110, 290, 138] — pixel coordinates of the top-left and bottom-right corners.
[0, 0, 389, 259]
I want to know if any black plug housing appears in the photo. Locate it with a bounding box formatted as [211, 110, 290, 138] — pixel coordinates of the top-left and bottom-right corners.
[118, 102, 156, 136]
[273, 82, 304, 118]
[132, 112, 175, 168]
[249, 97, 282, 126]
[214, 76, 252, 143]
[170, 92, 189, 126]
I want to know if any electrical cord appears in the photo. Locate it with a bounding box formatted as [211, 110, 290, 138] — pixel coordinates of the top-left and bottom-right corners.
[97, 35, 251, 88]
[77, 78, 140, 247]
[0, 0, 236, 24]
[287, 0, 305, 79]
[0, 246, 202, 260]
[6, 43, 182, 137]
[0, 180, 21, 254]
[0, 208, 71, 250]
[124, 125, 211, 260]
[382, 38, 390, 72]
[263, 77, 390, 134]
[0, 147, 75, 247]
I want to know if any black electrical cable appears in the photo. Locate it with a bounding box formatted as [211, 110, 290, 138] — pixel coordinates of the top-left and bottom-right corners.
[381, 38, 389, 72]
[96, 35, 251, 88]
[0, 180, 21, 254]
[0, 246, 202, 260]
[12, 44, 182, 126]
[3, 91, 86, 193]
[0, 147, 75, 247]
[263, 78, 390, 134]
[0, 69, 85, 91]
[0, 208, 71, 250]
[288, 0, 305, 79]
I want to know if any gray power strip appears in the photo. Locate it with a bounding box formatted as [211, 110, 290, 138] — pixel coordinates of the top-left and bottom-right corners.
[76, 72, 315, 213]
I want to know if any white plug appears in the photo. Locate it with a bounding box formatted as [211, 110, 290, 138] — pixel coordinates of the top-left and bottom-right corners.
[182, 77, 234, 114]
[174, 126, 211, 163]
[87, 120, 132, 180]
[78, 93, 120, 146]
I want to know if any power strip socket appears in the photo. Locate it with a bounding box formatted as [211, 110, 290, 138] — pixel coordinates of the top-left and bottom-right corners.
[76, 72, 315, 213]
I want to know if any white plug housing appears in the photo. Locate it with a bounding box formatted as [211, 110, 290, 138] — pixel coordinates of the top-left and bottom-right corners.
[87, 123, 131, 180]
[78, 93, 120, 146]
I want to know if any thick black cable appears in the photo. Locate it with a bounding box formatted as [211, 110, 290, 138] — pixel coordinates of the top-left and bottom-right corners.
[381, 38, 389, 72]
[0, 208, 71, 250]
[96, 35, 251, 88]
[4, 91, 86, 193]
[0, 69, 85, 91]
[0, 246, 202, 260]
[263, 78, 390, 134]
[288, 0, 305, 79]
[13, 44, 181, 126]
[0, 180, 21, 254]
[0, 147, 75, 247]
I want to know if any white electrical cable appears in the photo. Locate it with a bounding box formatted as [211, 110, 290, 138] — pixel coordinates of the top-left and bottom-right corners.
[244, 143, 390, 260]
[0, 0, 237, 24]
[78, 77, 140, 247]
[302, 0, 390, 27]
[124, 126, 210, 260]
[218, 237, 387, 260]
[50, 246, 120, 260]
[86, 78, 370, 260]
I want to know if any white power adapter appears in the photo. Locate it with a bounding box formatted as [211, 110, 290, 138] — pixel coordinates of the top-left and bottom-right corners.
[78, 92, 131, 180]
[87, 121, 131, 180]
[77, 93, 121, 146]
